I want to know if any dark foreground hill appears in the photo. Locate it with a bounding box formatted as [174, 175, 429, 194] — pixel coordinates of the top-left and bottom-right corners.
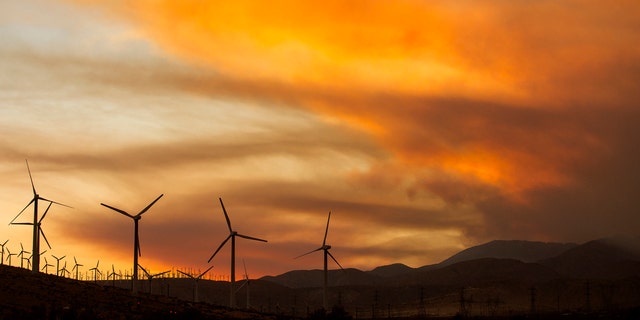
[259, 236, 640, 318]
[0, 264, 274, 320]
[3, 236, 640, 319]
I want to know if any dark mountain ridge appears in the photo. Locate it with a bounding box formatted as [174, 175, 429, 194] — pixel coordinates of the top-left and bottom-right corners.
[261, 236, 640, 288]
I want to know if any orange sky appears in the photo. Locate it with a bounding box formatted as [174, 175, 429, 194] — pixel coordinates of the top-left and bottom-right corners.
[1, 0, 639, 278]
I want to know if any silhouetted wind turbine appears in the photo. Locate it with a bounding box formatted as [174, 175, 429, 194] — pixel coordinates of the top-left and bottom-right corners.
[177, 265, 214, 303]
[296, 211, 344, 310]
[72, 257, 83, 280]
[207, 198, 267, 308]
[6, 248, 16, 266]
[139, 265, 170, 295]
[18, 243, 29, 269]
[61, 261, 70, 278]
[42, 256, 53, 273]
[28, 250, 47, 269]
[235, 259, 251, 309]
[9, 160, 71, 273]
[107, 264, 121, 287]
[89, 260, 101, 282]
[0, 240, 8, 265]
[101, 194, 163, 291]
[52, 254, 65, 276]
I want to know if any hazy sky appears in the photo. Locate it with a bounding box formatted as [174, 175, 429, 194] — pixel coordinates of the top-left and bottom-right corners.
[1, 0, 639, 278]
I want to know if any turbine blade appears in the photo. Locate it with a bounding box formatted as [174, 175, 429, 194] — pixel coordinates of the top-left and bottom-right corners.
[25, 159, 36, 195]
[136, 236, 141, 257]
[323, 211, 331, 247]
[219, 198, 233, 232]
[101, 203, 134, 219]
[177, 270, 195, 279]
[242, 259, 248, 278]
[9, 199, 35, 224]
[137, 194, 164, 216]
[39, 197, 72, 209]
[11, 222, 34, 225]
[327, 250, 344, 270]
[39, 202, 53, 223]
[74, 256, 78, 265]
[237, 233, 268, 243]
[139, 264, 149, 277]
[236, 280, 248, 292]
[40, 228, 52, 249]
[295, 247, 323, 259]
[155, 270, 170, 277]
[199, 265, 215, 278]
[207, 235, 231, 263]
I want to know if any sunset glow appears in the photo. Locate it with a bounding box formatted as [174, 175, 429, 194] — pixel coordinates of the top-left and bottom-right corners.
[1, 0, 639, 278]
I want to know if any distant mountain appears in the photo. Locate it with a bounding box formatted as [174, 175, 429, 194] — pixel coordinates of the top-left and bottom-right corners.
[436, 240, 578, 267]
[368, 263, 413, 278]
[541, 235, 640, 279]
[260, 268, 383, 288]
[262, 237, 640, 290]
[407, 258, 560, 287]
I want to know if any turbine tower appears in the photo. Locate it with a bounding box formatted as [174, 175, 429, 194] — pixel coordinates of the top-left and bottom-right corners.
[6, 248, 16, 266]
[52, 254, 65, 276]
[0, 240, 8, 265]
[236, 259, 251, 309]
[18, 243, 29, 269]
[207, 197, 267, 308]
[139, 265, 170, 295]
[296, 211, 344, 310]
[42, 256, 53, 273]
[178, 265, 214, 303]
[89, 260, 101, 282]
[9, 160, 71, 273]
[72, 257, 83, 280]
[101, 194, 163, 292]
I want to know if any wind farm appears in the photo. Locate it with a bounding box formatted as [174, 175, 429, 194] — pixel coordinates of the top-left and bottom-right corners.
[100, 194, 163, 291]
[4, 0, 640, 317]
[296, 211, 344, 311]
[8, 160, 71, 273]
[207, 197, 268, 308]
[1, 161, 639, 319]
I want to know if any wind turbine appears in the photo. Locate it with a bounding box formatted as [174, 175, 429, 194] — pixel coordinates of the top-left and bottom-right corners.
[52, 254, 65, 276]
[0, 240, 8, 265]
[6, 248, 16, 266]
[177, 265, 214, 303]
[100, 194, 163, 291]
[107, 264, 121, 287]
[42, 256, 53, 274]
[18, 243, 30, 269]
[207, 197, 267, 308]
[9, 160, 71, 273]
[139, 265, 170, 295]
[89, 260, 101, 282]
[235, 259, 251, 309]
[295, 211, 344, 310]
[27, 250, 47, 270]
[72, 257, 83, 280]
[60, 261, 70, 278]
